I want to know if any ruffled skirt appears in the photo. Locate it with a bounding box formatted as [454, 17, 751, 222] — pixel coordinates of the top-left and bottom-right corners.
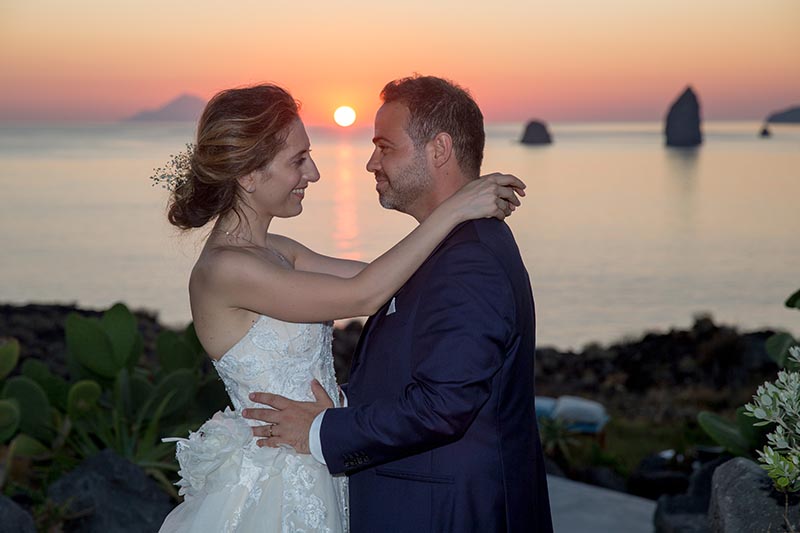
[159, 409, 348, 532]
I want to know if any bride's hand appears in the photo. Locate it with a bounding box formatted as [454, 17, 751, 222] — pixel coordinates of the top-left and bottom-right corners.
[444, 172, 526, 222]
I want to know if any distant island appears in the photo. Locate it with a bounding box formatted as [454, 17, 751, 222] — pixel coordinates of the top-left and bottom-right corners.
[766, 105, 800, 123]
[126, 94, 205, 122]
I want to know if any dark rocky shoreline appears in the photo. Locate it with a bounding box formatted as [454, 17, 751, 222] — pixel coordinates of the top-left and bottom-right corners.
[1, 302, 779, 424]
[533, 315, 777, 422]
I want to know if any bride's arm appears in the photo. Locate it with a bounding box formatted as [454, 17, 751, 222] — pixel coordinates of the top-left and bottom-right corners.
[200, 174, 525, 323]
[268, 172, 524, 279]
[268, 234, 367, 279]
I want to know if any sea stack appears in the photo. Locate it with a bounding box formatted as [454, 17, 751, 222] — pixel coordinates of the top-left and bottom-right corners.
[665, 86, 702, 147]
[520, 120, 553, 145]
[760, 125, 771, 138]
[766, 106, 800, 123]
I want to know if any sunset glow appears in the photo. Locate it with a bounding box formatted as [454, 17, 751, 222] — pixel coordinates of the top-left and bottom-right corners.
[1, 1, 798, 123]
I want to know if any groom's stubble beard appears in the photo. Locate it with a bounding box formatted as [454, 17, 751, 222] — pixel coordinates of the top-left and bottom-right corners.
[377, 147, 432, 214]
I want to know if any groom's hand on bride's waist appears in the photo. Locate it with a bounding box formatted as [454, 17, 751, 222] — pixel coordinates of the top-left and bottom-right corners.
[242, 379, 333, 454]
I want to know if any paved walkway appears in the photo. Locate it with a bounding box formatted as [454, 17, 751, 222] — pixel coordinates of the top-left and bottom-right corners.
[548, 475, 656, 533]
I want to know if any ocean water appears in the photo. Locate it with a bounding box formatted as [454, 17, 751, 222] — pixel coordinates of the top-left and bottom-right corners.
[0, 121, 797, 349]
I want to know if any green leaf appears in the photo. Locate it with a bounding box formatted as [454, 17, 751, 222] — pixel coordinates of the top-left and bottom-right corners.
[1, 376, 52, 443]
[148, 369, 197, 419]
[0, 398, 20, 443]
[698, 411, 750, 457]
[73, 428, 100, 459]
[766, 333, 797, 368]
[786, 289, 800, 310]
[183, 323, 205, 357]
[157, 331, 196, 373]
[130, 375, 154, 419]
[190, 376, 230, 421]
[65, 313, 118, 378]
[113, 368, 132, 419]
[21, 359, 70, 411]
[101, 303, 139, 370]
[138, 391, 177, 460]
[12, 433, 49, 457]
[126, 333, 144, 370]
[736, 406, 768, 450]
[67, 380, 102, 420]
[0, 338, 20, 380]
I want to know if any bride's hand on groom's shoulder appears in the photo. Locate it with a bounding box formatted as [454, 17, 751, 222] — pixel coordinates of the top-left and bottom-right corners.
[242, 379, 334, 454]
[448, 172, 526, 222]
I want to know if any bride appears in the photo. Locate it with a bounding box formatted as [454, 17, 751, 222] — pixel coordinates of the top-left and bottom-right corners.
[157, 84, 524, 532]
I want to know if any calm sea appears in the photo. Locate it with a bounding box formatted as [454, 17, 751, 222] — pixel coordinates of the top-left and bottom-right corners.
[1, 121, 797, 349]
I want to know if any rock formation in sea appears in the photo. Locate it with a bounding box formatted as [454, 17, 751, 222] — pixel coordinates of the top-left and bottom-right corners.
[126, 94, 206, 122]
[760, 125, 771, 137]
[520, 120, 553, 145]
[766, 105, 800, 123]
[665, 87, 703, 147]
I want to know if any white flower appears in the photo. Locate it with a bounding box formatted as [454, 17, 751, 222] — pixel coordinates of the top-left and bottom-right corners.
[173, 408, 253, 497]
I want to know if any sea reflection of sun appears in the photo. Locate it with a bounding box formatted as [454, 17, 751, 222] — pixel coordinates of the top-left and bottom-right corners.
[332, 143, 361, 260]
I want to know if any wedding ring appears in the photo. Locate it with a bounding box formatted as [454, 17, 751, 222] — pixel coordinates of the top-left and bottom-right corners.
[268, 424, 274, 438]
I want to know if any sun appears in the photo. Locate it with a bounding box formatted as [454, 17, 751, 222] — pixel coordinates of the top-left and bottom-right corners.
[333, 106, 356, 127]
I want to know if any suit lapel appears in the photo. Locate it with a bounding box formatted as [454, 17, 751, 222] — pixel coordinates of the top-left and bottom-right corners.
[348, 221, 467, 381]
[348, 312, 379, 377]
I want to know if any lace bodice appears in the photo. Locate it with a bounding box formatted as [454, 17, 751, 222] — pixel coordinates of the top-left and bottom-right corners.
[212, 315, 342, 416]
[162, 314, 349, 532]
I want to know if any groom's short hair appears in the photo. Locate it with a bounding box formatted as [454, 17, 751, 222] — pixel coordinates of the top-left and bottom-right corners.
[381, 75, 484, 179]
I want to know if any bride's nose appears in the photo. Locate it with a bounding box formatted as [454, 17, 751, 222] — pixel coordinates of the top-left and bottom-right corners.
[304, 159, 320, 183]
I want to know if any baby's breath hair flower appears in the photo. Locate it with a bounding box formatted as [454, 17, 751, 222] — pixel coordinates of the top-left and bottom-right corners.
[151, 143, 195, 191]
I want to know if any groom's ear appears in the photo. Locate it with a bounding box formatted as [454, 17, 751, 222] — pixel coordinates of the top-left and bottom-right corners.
[429, 132, 453, 169]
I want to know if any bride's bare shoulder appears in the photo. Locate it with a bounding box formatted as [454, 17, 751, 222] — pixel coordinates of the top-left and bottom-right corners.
[190, 246, 275, 292]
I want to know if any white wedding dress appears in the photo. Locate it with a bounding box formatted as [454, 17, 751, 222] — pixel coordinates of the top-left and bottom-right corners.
[159, 315, 348, 532]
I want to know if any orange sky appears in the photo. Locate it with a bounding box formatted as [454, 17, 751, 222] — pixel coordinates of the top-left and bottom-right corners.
[1, 0, 798, 124]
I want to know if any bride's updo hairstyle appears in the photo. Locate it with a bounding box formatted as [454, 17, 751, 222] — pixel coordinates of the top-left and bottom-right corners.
[168, 85, 300, 229]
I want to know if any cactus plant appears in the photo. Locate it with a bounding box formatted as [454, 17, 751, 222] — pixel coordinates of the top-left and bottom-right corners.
[65, 303, 145, 380]
[1, 304, 230, 504]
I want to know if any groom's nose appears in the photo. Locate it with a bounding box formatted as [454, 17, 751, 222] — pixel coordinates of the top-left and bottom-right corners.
[366, 148, 381, 173]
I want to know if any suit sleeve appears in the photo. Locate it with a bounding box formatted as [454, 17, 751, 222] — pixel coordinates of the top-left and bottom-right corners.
[320, 241, 515, 474]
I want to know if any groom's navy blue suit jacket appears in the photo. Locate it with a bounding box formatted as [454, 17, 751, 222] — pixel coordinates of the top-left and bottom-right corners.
[321, 218, 553, 533]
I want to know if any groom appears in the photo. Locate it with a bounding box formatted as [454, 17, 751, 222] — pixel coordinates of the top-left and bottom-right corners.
[244, 75, 553, 532]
